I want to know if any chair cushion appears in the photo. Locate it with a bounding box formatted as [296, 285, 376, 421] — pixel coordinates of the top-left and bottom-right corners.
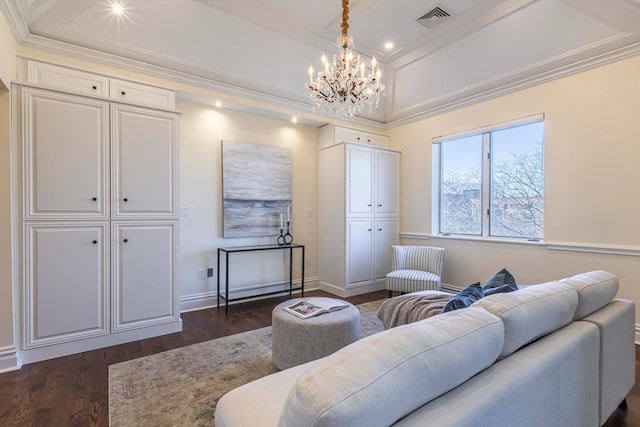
[278, 307, 504, 427]
[559, 270, 619, 319]
[472, 281, 578, 357]
[386, 270, 441, 292]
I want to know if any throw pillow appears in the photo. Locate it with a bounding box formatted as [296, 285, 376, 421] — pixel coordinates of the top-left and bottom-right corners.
[441, 282, 483, 313]
[483, 268, 518, 296]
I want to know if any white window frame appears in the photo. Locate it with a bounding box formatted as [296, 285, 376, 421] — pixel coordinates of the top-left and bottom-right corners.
[431, 114, 544, 242]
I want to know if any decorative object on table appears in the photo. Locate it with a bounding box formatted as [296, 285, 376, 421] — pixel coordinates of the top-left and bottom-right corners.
[385, 245, 445, 297]
[221, 140, 292, 238]
[305, 0, 385, 120]
[283, 297, 348, 319]
[276, 214, 293, 246]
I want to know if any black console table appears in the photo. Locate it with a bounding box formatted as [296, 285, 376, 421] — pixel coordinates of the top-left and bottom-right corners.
[217, 243, 305, 315]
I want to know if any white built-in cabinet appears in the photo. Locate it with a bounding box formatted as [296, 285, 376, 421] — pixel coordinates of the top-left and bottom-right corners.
[318, 126, 400, 297]
[15, 59, 181, 363]
[319, 124, 389, 149]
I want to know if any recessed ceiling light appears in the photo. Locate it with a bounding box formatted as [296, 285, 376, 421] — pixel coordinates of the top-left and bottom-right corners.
[111, 2, 125, 15]
[384, 42, 394, 50]
[291, 116, 298, 124]
[215, 101, 222, 108]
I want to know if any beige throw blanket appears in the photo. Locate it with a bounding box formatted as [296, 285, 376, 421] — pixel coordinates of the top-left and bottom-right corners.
[377, 291, 455, 329]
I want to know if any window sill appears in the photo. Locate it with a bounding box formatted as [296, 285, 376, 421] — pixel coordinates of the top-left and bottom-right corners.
[400, 232, 545, 246]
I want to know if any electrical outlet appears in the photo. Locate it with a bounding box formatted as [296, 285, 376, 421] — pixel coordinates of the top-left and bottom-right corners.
[306, 258, 312, 267]
[198, 268, 206, 279]
[180, 207, 190, 217]
[207, 268, 213, 277]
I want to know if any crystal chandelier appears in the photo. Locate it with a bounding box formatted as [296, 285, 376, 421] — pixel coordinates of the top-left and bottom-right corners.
[305, 0, 385, 120]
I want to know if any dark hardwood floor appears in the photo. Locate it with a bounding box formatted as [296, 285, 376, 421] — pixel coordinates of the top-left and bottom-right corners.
[0, 289, 638, 426]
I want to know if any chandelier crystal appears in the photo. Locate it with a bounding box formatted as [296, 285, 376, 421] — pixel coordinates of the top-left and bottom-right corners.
[305, 0, 385, 120]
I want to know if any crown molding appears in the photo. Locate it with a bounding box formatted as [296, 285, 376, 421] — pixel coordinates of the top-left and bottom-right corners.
[0, 0, 29, 41]
[6, 0, 638, 130]
[385, 40, 640, 129]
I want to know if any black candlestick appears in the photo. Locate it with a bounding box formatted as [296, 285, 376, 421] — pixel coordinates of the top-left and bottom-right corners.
[284, 221, 293, 244]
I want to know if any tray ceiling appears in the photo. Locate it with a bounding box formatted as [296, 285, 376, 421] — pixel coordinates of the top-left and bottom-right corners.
[2, 0, 639, 126]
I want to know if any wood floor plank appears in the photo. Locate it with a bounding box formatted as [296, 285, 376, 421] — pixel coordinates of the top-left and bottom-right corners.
[0, 289, 637, 426]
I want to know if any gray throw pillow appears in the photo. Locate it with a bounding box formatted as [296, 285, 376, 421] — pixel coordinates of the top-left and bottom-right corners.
[483, 268, 518, 296]
[442, 282, 483, 313]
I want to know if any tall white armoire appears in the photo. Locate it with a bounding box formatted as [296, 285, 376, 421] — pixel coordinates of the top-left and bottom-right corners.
[13, 58, 182, 365]
[318, 125, 400, 297]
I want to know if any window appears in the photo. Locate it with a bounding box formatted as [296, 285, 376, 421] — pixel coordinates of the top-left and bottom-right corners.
[432, 117, 544, 240]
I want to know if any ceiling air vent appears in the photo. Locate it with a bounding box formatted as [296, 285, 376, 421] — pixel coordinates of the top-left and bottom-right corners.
[417, 6, 453, 29]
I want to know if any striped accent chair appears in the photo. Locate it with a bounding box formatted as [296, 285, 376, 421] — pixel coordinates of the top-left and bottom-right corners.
[385, 245, 445, 297]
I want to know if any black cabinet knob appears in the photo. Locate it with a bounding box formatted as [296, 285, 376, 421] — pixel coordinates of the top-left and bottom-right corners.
[92, 85, 97, 90]
[121, 91, 126, 95]
[123, 198, 128, 202]
[92, 197, 97, 201]
[92, 240, 97, 244]
[123, 239, 128, 243]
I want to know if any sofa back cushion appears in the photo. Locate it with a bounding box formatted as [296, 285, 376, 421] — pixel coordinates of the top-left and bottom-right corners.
[278, 307, 504, 427]
[472, 281, 578, 357]
[559, 270, 618, 319]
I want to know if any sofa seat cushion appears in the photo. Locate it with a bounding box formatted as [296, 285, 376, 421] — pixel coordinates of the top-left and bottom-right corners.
[278, 307, 504, 427]
[559, 270, 619, 319]
[472, 281, 578, 358]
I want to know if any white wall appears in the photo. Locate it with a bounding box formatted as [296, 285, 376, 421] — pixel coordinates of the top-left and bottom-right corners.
[390, 56, 640, 318]
[0, 10, 17, 372]
[177, 100, 319, 310]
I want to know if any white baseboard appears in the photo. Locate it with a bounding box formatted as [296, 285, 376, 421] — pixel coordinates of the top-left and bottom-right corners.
[0, 345, 20, 373]
[18, 320, 182, 365]
[318, 281, 385, 298]
[180, 277, 320, 312]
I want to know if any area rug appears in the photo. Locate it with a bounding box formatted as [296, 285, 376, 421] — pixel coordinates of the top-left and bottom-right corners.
[109, 299, 385, 427]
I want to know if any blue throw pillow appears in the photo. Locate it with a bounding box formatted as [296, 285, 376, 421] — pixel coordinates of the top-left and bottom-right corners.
[483, 268, 518, 296]
[441, 282, 483, 313]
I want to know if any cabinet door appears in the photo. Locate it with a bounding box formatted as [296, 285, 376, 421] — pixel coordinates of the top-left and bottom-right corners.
[112, 222, 178, 331]
[346, 219, 374, 287]
[374, 218, 399, 280]
[27, 60, 109, 97]
[366, 134, 388, 148]
[375, 150, 400, 217]
[335, 126, 363, 144]
[24, 223, 108, 348]
[346, 145, 374, 216]
[112, 105, 178, 218]
[23, 88, 108, 219]
[110, 79, 176, 109]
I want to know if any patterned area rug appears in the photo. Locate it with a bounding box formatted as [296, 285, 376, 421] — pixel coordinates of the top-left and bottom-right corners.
[108, 300, 385, 427]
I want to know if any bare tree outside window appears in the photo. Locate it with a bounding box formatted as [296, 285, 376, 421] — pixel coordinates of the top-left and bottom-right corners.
[435, 120, 544, 240]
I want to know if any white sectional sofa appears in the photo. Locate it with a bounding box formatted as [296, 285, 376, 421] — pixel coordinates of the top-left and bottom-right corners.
[214, 270, 635, 427]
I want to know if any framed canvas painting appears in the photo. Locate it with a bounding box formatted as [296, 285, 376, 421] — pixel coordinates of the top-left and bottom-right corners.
[222, 140, 292, 237]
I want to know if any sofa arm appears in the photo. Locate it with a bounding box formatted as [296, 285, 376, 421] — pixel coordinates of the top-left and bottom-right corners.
[580, 299, 635, 425]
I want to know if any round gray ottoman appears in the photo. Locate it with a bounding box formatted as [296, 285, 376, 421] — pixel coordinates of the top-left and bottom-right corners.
[272, 298, 360, 370]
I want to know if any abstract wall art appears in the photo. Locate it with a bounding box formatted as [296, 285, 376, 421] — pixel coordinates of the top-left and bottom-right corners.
[221, 140, 292, 238]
